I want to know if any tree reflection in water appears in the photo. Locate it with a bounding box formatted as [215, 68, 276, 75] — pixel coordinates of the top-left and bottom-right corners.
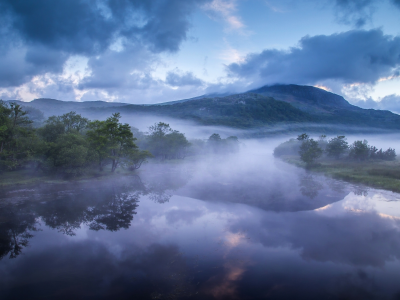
[0, 170, 191, 259]
[0, 202, 39, 259]
[0, 177, 145, 258]
[299, 173, 324, 199]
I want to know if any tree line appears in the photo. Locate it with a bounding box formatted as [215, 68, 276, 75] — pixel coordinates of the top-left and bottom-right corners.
[0, 101, 240, 177]
[274, 133, 396, 165]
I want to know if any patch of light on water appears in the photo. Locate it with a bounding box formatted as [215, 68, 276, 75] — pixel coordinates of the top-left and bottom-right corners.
[314, 189, 400, 219]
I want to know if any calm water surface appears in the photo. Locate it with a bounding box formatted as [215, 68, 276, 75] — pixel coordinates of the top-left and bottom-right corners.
[1, 142, 400, 299]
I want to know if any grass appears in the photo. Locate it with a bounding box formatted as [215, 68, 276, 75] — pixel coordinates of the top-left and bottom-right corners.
[282, 156, 400, 193]
[0, 166, 140, 188]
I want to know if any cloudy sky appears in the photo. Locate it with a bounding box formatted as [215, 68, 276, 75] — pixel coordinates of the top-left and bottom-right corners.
[1, 0, 400, 111]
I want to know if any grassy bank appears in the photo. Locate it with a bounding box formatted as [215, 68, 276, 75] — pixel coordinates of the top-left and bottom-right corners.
[0, 167, 137, 188]
[282, 156, 400, 193]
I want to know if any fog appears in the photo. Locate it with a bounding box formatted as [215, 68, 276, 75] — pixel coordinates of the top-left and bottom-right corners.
[2, 118, 400, 299]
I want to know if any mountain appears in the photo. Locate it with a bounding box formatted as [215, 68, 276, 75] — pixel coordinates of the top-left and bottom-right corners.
[249, 84, 353, 112]
[8, 85, 400, 133]
[8, 98, 128, 117]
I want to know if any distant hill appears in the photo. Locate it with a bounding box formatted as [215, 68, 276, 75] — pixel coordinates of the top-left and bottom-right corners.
[8, 98, 128, 117]
[7, 85, 400, 133]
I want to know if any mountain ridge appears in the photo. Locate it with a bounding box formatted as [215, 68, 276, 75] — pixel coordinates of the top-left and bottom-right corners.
[5, 84, 400, 132]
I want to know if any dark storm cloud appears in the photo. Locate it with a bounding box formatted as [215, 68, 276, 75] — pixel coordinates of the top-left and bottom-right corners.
[392, 0, 400, 8]
[0, 0, 116, 55]
[332, 0, 377, 27]
[227, 29, 400, 87]
[0, 0, 210, 88]
[166, 71, 204, 87]
[0, 45, 68, 87]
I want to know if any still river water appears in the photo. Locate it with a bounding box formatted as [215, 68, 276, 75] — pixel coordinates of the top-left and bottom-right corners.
[1, 141, 400, 299]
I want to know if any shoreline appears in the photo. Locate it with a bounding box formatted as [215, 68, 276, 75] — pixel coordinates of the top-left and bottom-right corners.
[281, 156, 400, 193]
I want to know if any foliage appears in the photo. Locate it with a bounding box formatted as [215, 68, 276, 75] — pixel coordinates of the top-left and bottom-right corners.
[348, 140, 370, 161]
[326, 136, 348, 159]
[146, 122, 190, 160]
[276, 134, 396, 164]
[273, 138, 301, 157]
[369, 146, 396, 161]
[207, 133, 240, 154]
[45, 133, 92, 176]
[86, 113, 141, 172]
[0, 101, 36, 170]
[1, 104, 151, 177]
[299, 138, 323, 165]
[297, 133, 309, 141]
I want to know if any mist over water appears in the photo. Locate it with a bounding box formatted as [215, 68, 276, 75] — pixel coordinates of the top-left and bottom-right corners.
[1, 135, 400, 299]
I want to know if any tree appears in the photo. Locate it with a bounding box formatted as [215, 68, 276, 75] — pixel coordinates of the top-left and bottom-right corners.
[87, 113, 141, 172]
[207, 133, 222, 153]
[225, 136, 240, 153]
[164, 131, 191, 159]
[146, 122, 172, 159]
[86, 120, 109, 171]
[38, 112, 88, 142]
[146, 122, 190, 160]
[273, 138, 301, 157]
[59, 111, 89, 133]
[326, 136, 348, 159]
[0, 101, 36, 170]
[126, 149, 152, 171]
[382, 148, 396, 160]
[370, 146, 396, 161]
[297, 133, 309, 141]
[349, 140, 370, 161]
[299, 137, 323, 165]
[45, 133, 92, 176]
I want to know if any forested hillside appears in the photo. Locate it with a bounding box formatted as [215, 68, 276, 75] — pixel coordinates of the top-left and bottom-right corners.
[7, 84, 400, 131]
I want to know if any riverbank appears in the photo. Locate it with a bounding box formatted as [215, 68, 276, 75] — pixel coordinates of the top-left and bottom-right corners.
[0, 168, 136, 188]
[282, 156, 400, 193]
[0, 157, 198, 188]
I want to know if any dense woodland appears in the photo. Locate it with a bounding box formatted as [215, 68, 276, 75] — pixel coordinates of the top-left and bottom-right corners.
[0, 101, 239, 178]
[274, 133, 397, 165]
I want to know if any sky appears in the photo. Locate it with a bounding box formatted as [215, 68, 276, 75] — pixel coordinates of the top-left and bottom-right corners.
[0, 0, 400, 112]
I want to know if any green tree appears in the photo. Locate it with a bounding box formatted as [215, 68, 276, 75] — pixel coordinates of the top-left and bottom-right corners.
[60, 111, 88, 133]
[349, 140, 370, 161]
[38, 112, 88, 142]
[46, 133, 92, 176]
[164, 131, 191, 159]
[146, 122, 190, 160]
[87, 113, 142, 172]
[0, 101, 36, 170]
[273, 138, 301, 157]
[299, 138, 323, 165]
[326, 136, 348, 159]
[126, 149, 153, 171]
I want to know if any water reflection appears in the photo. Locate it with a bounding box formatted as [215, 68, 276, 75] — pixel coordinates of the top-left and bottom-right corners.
[299, 173, 324, 199]
[0, 202, 39, 259]
[1, 149, 400, 299]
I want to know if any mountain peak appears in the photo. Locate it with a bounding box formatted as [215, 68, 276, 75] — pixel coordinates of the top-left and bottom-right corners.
[248, 84, 351, 110]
